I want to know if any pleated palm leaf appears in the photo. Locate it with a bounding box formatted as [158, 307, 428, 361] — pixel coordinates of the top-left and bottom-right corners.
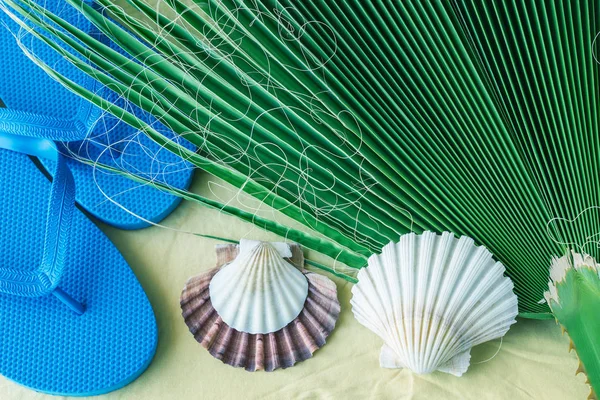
[2, 0, 599, 393]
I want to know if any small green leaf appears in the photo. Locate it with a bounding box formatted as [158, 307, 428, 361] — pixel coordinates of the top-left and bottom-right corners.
[548, 257, 600, 399]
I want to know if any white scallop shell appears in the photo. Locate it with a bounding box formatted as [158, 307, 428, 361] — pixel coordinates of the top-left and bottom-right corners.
[351, 231, 518, 376]
[209, 239, 309, 334]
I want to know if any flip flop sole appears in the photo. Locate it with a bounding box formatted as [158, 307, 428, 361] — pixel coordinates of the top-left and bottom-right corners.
[0, 148, 158, 396]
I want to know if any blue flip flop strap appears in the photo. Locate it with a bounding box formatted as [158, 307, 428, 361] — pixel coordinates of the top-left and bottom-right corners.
[0, 131, 84, 314]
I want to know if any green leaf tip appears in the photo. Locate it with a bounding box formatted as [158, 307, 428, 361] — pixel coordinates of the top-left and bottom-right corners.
[544, 251, 600, 399]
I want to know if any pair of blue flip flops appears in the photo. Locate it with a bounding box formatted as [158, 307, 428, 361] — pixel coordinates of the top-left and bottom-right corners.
[0, 0, 194, 396]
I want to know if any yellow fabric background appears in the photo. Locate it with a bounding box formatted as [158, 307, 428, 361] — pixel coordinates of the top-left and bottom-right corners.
[0, 173, 591, 400]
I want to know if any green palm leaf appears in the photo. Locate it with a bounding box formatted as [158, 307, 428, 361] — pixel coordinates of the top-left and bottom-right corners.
[3, 0, 598, 320]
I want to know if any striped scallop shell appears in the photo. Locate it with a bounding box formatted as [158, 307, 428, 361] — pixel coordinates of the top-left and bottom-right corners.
[351, 231, 518, 376]
[181, 242, 340, 371]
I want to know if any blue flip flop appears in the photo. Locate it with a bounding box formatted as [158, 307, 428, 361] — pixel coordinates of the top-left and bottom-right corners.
[0, 0, 195, 229]
[0, 131, 158, 395]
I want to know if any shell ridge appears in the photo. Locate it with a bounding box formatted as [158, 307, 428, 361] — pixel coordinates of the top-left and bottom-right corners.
[420, 232, 448, 371]
[449, 249, 488, 309]
[350, 285, 385, 338]
[210, 241, 309, 334]
[424, 314, 455, 373]
[302, 295, 338, 338]
[438, 284, 517, 363]
[181, 270, 217, 307]
[253, 247, 270, 334]
[464, 296, 517, 338]
[290, 319, 318, 358]
[427, 237, 487, 371]
[404, 233, 416, 370]
[355, 258, 398, 347]
[276, 326, 293, 371]
[306, 274, 338, 303]
[395, 235, 414, 368]
[269, 245, 309, 331]
[438, 237, 471, 316]
[210, 260, 249, 330]
[244, 333, 258, 372]
[181, 287, 210, 319]
[433, 248, 512, 369]
[270, 246, 304, 333]
[439, 261, 504, 347]
[270, 257, 308, 334]
[414, 232, 433, 372]
[186, 294, 214, 331]
[233, 331, 250, 369]
[305, 276, 337, 303]
[304, 274, 341, 335]
[255, 334, 265, 371]
[421, 233, 456, 373]
[351, 232, 518, 375]
[303, 292, 337, 330]
[208, 322, 235, 361]
[298, 308, 328, 346]
[415, 232, 434, 372]
[418, 233, 446, 372]
[199, 313, 224, 348]
[182, 248, 339, 372]
[264, 334, 277, 372]
[230, 261, 256, 332]
[244, 244, 275, 332]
